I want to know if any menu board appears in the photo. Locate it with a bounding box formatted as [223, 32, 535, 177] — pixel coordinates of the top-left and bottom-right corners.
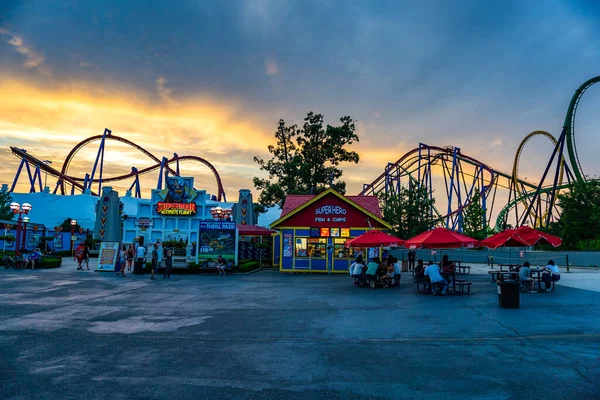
[283, 233, 293, 257]
[330, 228, 340, 237]
[96, 242, 120, 272]
[341, 228, 350, 237]
[310, 227, 320, 237]
[320, 228, 330, 237]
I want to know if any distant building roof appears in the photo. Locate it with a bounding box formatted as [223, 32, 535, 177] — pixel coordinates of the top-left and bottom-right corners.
[280, 194, 382, 218]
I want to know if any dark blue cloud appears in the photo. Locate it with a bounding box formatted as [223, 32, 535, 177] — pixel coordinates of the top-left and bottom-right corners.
[1, 0, 600, 176]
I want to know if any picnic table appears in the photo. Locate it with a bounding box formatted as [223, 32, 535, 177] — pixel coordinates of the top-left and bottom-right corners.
[498, 264, 520, 272]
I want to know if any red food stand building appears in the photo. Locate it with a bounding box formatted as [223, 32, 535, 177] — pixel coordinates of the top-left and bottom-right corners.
[270, 188, 392, 273]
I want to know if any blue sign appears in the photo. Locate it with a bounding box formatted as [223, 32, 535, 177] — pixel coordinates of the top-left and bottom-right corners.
[200, 221, 236, 230]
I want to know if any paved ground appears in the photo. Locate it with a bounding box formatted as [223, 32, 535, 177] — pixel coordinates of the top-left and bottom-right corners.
[1, 260, 600, 399]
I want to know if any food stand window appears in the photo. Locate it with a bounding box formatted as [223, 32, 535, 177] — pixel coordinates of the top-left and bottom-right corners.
[295, 238, 326, 257]
[333, 238, 350, 258]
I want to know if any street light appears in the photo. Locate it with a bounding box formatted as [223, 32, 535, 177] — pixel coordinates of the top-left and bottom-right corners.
[70, 219, 77, 256]
[22, 216, 29, 252]
[210, 206, 232, 221]
[10, 202, 32, 256]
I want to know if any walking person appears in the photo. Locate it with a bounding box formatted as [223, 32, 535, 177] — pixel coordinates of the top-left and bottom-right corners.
[408, 249, 416, 270]
[75, 243, 84, 270]
[163, 248, 173, 279]
[150, 243, 158, 280]
[136, 243, 146, 275]
[82, 244, 90, 270]
[126, 245, 134, 271]
[116, 245, 127, 277]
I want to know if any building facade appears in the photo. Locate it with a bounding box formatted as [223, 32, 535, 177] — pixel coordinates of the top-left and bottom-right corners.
[270, 189, 392, 273]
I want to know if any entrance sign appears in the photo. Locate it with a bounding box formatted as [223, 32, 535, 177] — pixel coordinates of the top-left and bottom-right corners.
[156, 202, 197, 216]
[96, 241, 120, 272]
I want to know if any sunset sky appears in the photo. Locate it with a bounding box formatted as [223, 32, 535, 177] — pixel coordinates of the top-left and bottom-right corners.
[1, 0, 600, 204]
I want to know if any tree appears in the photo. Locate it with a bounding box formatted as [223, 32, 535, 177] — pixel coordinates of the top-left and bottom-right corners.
[0, 190, 14, 221]
[462, 188, 487, 240]
[253, 113, 360, 208]
[381, 185, 437, 239]
[59, 218, 80, 230]
[554, 179, 600, 249]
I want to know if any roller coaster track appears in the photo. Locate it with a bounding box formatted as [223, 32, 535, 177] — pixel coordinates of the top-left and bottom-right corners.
[565, 76, 600, 182]
[59, 133, 226, 201]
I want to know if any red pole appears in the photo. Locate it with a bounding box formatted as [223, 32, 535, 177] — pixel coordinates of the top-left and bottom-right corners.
[15, 216, 22, 256]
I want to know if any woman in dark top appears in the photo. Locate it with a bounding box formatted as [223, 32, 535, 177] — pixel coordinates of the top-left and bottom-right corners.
[82, 245, 90, 270]
[163, 249, 173, 279]
[414, 259, 427, 282]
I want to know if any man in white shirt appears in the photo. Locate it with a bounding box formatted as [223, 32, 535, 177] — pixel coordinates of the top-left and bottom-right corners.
[136, 245, 146, 262]
[425, 263, 448, 295]
[542, 260, 560, 292]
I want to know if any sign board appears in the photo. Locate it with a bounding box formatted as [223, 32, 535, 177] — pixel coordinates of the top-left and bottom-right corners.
[96, 241, 120, 272]
[283, 233, 293, 257]
[135, 218, 154, 227]
[196, 221, 237, 264]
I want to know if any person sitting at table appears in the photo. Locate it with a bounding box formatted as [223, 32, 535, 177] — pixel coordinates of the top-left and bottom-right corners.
[441, 259, 456, 282]
[542, 260, 560, 292]
[365, 257, 380, 284]
[518, 261, 536, 292]
[379, 258, 394, 288]
[414, 260, 426, 282]
[425, 262, 448, 295]
[350, 255, 365, 286]
[216, 255, 228, 276]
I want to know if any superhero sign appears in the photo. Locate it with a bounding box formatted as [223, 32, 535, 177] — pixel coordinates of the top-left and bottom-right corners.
[155, 177, 198, 216]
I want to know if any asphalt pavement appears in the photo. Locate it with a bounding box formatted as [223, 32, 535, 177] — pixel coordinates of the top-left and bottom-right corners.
[1, 259, 599, 399]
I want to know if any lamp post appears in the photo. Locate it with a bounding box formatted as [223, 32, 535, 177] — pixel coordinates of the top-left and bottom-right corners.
[9, 202, 32, 256]
[22, 217, 29, 252]
[70, 219, 77, 256]
[210, 206, 232, 221]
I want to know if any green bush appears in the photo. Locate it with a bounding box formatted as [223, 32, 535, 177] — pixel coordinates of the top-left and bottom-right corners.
[56, 250, 73, 257]
[237, 261, 260, 273]
[188, 263, 200, 274]
[38, 257, 62, 268]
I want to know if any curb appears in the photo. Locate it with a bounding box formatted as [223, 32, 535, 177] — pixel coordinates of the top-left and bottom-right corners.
[245, 267, 263, 275]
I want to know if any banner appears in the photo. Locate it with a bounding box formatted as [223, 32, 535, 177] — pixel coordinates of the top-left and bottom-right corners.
[96, 242, 120, 272]
[197, 221, 237, 263]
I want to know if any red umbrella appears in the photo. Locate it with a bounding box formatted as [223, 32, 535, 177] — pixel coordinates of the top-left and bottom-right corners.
[404, 227, 479, 249]
[482, 226, 562, 249]
[480, 229, 528, 249]
[345, 230, 404, 248]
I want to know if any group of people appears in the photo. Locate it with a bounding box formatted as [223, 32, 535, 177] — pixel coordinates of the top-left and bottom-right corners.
[17, 248, 42, 269]
[517, 260, 561, 292]
[413, 255, 456, 295]
[349, 255, 401, 288]
[115, 243, 174, 280]
[74, 244, 90, 270]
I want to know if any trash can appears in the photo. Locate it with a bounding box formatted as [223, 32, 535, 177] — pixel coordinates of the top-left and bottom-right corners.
[133, 258, 145, 275]
[497, 280, 520, 308]
[402, 260, 409, 272]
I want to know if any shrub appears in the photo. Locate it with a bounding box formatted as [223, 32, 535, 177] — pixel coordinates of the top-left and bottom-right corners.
[38, 257, 62, 268]
[237, 261, 260, 273]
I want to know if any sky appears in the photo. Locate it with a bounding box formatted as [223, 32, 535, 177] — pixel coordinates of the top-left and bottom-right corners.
[1, 0, 600, 206]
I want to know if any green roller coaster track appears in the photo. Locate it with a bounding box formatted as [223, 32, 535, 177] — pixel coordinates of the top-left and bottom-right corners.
[493, 76, 600, 230]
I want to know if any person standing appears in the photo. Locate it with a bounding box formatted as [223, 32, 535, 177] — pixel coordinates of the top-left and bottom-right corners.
[116, 245, 127, 277]
[163, 248, 173, 279]
[82, 244, 90, 271]
[75, 243, 85, 270]
[408, 249, 416, 270]
[126, 245, 134, 271]
[150, 243, 158, 280]
[136, 243, 146, 274]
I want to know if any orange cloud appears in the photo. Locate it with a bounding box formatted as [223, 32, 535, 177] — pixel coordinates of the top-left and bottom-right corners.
[0, 79, 275, 198]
